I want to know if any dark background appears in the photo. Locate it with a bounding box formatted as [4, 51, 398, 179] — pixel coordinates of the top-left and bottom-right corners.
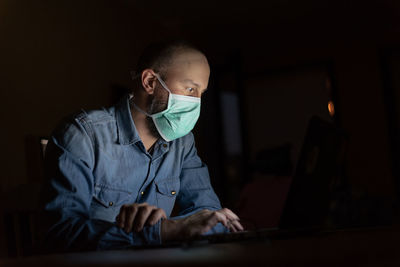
[1, 0, 400, 257]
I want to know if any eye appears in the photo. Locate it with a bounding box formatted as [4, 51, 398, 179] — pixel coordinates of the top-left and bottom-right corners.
[186, 87, 195, 92]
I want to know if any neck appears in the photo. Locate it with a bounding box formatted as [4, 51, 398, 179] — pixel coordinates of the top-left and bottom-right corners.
[130, 100, 158, 151]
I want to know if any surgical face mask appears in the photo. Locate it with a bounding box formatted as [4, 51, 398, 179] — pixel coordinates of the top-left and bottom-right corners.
[133, 74, 201, 141]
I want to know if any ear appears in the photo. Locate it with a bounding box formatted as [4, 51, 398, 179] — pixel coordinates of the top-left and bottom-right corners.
[141, 69, 158, 95]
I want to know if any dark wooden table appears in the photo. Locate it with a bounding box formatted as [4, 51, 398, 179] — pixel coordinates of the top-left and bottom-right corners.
[2, 226, 400, 267]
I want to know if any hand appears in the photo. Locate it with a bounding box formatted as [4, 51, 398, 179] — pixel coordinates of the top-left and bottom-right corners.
[161, 208, 244, 241]
[116, 203, 166, 233]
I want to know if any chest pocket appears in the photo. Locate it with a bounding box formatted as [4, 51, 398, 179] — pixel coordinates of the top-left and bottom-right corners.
[90, 184, 134, 222]
[155, 177, 180, 217]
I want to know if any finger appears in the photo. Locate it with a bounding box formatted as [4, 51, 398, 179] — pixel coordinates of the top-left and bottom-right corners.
[227, 221, 237, 233]
[226, 209, 240, 221]
[216, 211, 230, 227]
[220, 208, 240, 221]
[231, 220, 244, 231]
[226, 219, 238, 233]
[146, 208, 167, 226]
[134, 205, 156, 232]
[208, 210, 229, 228]
[227, 220, 243, 232]
[198, 211, 228, 235]
[124, 205, 139, 233]
[190, 210, 218, 235]
[117, 206, 126, 228]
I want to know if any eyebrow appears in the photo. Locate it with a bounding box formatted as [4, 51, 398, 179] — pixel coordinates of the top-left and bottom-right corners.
[181, 79, 208, 92]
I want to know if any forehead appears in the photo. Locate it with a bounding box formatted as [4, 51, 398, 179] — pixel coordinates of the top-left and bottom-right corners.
[164, 50, 210, 88]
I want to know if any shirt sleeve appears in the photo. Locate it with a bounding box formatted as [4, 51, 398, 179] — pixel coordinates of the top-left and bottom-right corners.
[172, 133, 229, 235]
[41, 115, 161, 252]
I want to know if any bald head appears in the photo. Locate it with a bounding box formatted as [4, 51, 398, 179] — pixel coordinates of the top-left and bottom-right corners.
[133, 41, 210, 99]
[163, 49, 210, 91]
[135, 40, 207, 80]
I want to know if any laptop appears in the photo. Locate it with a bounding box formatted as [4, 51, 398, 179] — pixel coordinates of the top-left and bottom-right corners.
[189, 116, 348, 244]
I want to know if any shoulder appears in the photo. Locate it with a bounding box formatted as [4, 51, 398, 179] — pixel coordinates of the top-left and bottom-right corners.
[170, 132, 199, 161]
[51, 106, 116, 147]
[173, 132, 195, 148]
[75, 107, 116, 126]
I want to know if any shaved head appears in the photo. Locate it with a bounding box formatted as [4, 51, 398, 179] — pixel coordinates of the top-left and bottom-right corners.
[135, 40, 206, 80]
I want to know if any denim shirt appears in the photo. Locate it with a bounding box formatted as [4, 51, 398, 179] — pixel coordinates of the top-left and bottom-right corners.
[43, 95, 227, 251]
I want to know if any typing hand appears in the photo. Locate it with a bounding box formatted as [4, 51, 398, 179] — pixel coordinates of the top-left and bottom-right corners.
[116, 203, 167, 233]
[161, 208, 244, 241]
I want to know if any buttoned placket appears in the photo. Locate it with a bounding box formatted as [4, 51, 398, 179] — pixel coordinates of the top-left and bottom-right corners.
[135, 140, 170, 202]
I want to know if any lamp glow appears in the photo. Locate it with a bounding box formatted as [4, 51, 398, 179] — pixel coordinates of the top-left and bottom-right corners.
[328, 101, 335, 117]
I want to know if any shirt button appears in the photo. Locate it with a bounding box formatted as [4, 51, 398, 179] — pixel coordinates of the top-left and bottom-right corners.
[163, 144, 168, 148]
[109, 202, 113, 206]
[141, 191, 144, 195]
[171, 191, 176, 195]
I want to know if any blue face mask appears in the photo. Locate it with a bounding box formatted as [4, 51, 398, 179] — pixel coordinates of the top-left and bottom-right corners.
[133, 74, 201, 142]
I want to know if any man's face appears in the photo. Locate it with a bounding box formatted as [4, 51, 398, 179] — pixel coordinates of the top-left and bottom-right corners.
[146, 50, 210, 137]
[161, 50, 210, 98]
[149, 50, 210, 114]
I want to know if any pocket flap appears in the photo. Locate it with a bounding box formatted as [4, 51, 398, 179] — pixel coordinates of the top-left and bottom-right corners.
[93, 184, 133, 208]
[155, 178, 180, 197]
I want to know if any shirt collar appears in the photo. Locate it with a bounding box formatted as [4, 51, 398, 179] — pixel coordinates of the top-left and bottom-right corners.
[115, 94, 142, 145]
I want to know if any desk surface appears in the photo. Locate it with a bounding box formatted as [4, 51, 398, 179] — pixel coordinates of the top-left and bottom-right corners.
[2, 226, 400, 267]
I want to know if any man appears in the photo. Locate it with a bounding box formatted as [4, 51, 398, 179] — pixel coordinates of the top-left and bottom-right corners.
[42, 40, 243, 251]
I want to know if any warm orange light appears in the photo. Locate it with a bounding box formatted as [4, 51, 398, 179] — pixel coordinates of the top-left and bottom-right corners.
[328, 101, 335, 117]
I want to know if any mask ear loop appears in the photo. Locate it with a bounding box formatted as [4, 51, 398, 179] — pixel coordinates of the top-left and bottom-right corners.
[129, 88, 151, 117]
[131, 73, 170, 117]
[131, 100, 152, 117]
[154, 74, 172, 94]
